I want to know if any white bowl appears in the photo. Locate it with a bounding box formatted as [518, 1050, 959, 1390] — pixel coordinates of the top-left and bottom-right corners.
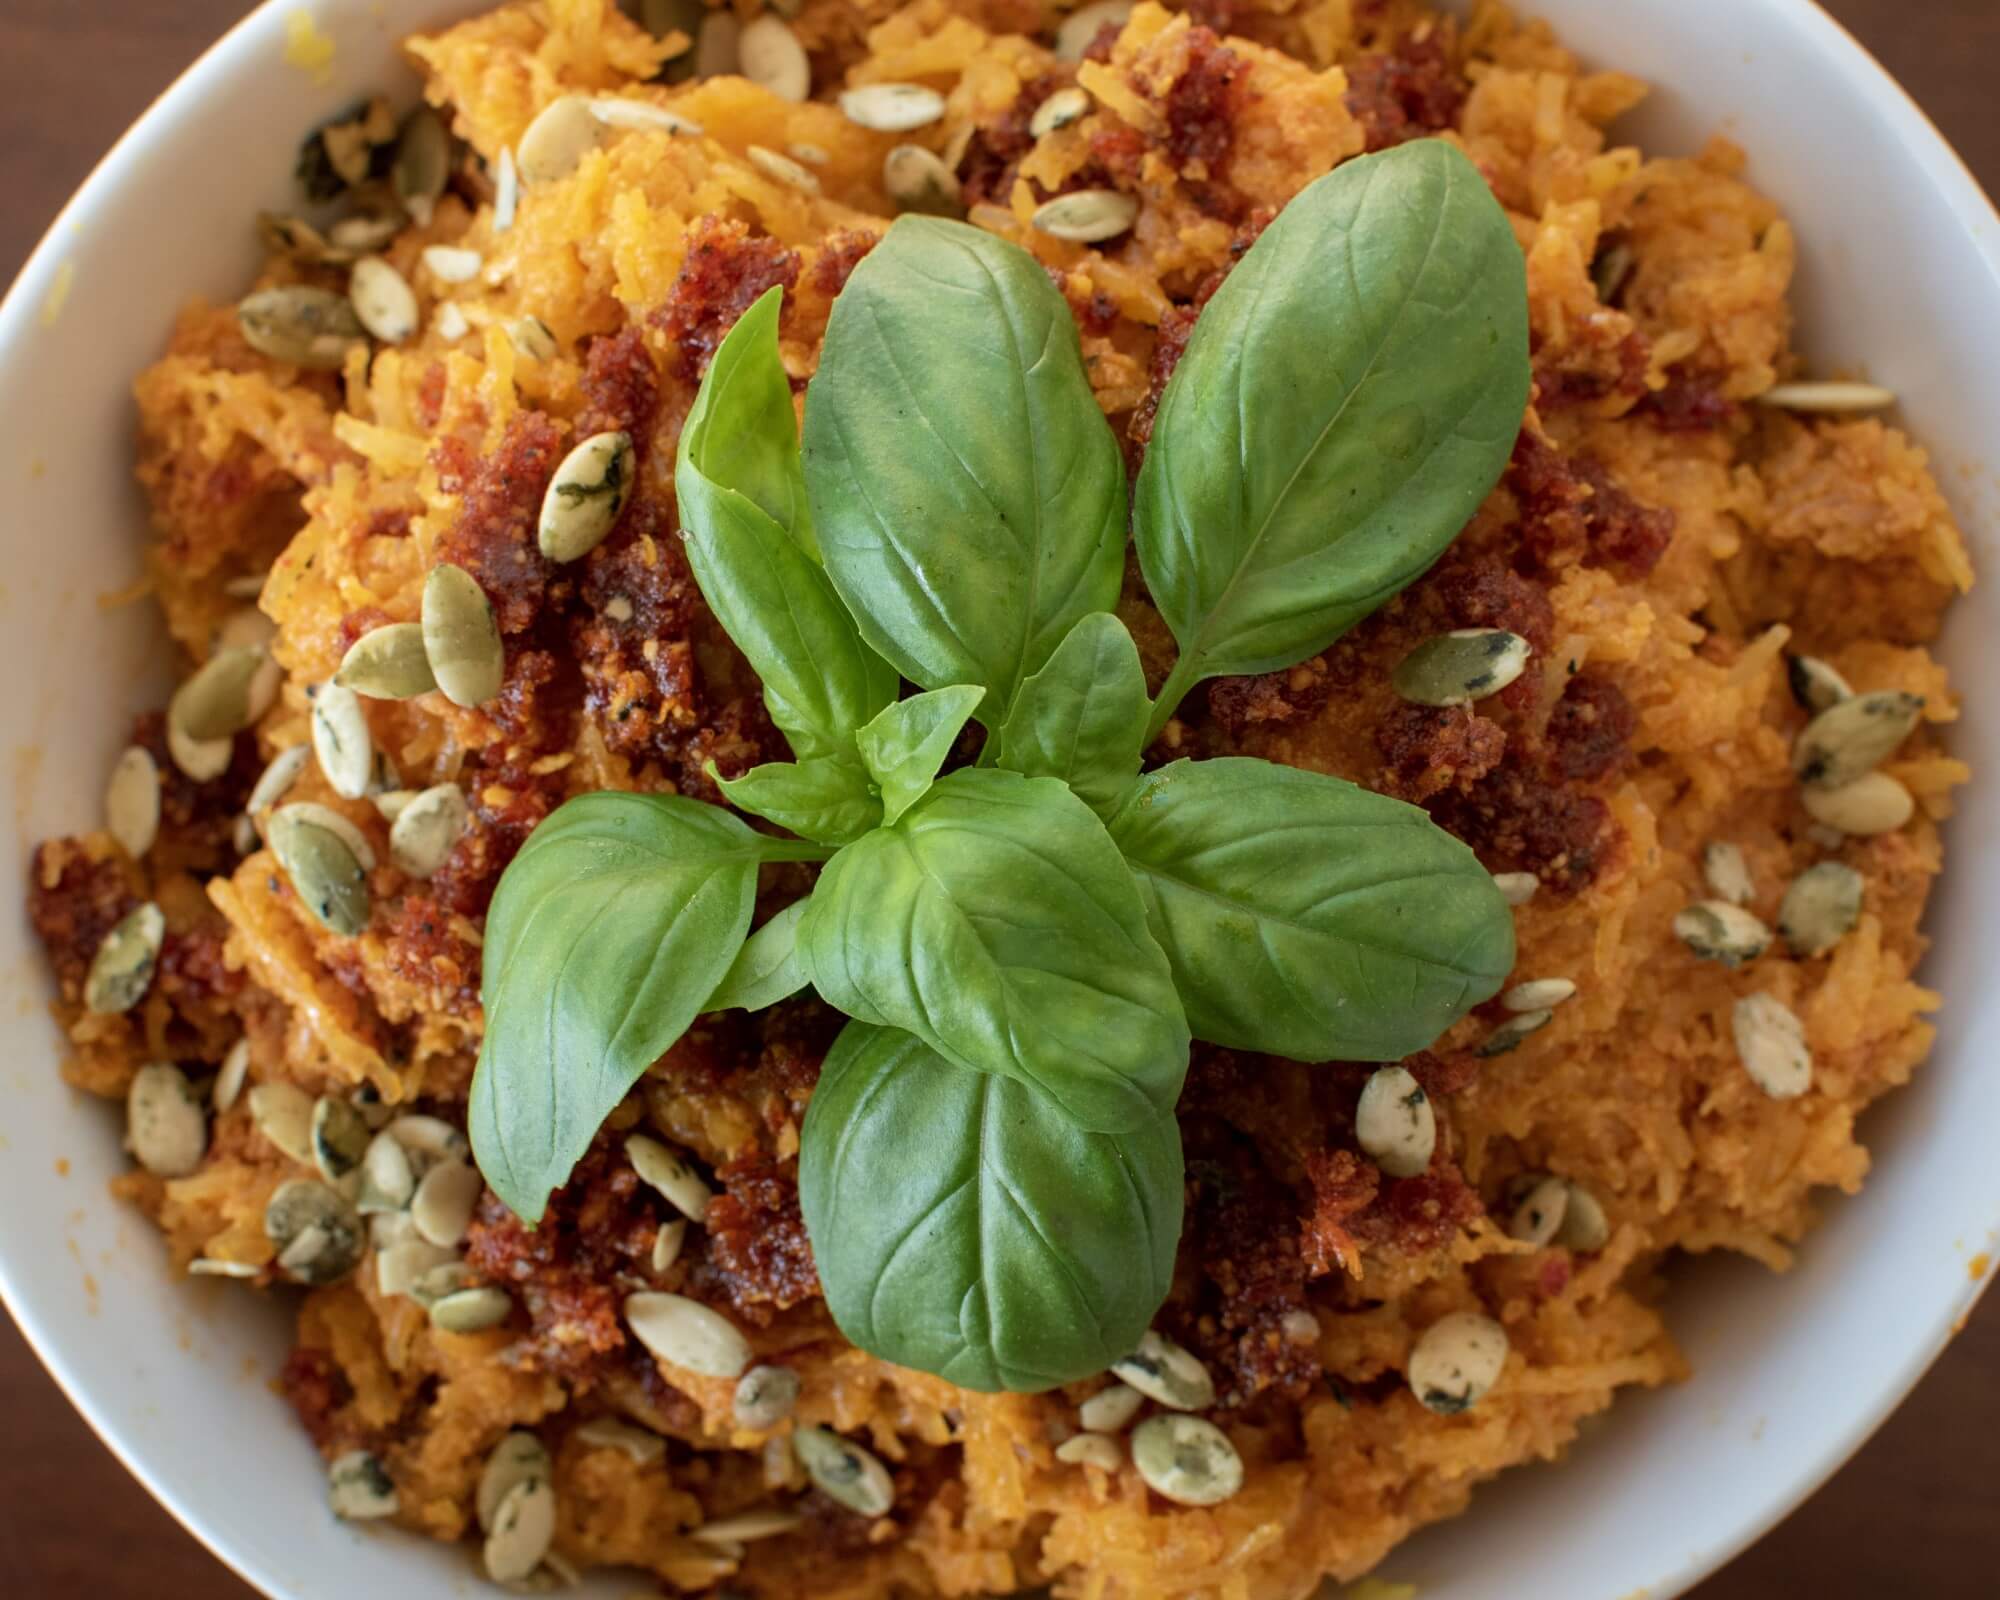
[2, 1, 1995, 1596]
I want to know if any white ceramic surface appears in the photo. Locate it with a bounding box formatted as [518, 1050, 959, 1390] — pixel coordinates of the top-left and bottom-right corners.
[1, 2, 1995, 1597]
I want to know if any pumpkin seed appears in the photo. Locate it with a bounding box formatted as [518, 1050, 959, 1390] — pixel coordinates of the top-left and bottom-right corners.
[270, 802, 377, 871]
[1555, 1183, 1610, 1251]
[1777, 861, 1864, 957]
[1281, 1308, 1320, 1344]
[1111, 1329, 1215, 1412]
[327, 212, 403, 256]
[1756, 380, 1896, 413]
[126, 1063, 207, 1178]
[1590, 240, 1635, 305]
[572, 1418, 665, 1465]
[1792, 690, 1923, 788]
[411, 1157, 482, 1247]
[421, 562, 505, 707]
[308, 683, 374, 800]
[625, 1291, 752, 1378]
[493, 148, 520, 232]
[310, 1094, 371, 1187]
[589, 98, 704, 137]
[478, 1433, 552, 1531]
[167, 716, 233, 781]
[839, 83, 946, 132]
[1030, 86, 1094, 139]
[1078, 1383, 1144, 1433]
[387, 1113, 470, 1167]
[1672, 900, 1772, 967]
[357, 1129, 417, 1213]
[376, 1238, 459, 1297]
[1501, 977, 1574, 1012]
[1506, 1174, 1570, 1247]
[389, 784, 470, 878]
[791, 1426, 895, 1517]
[349, 256, 419, 345]
[1701, 841, 1755, 906]
[419, 245, 482, 285]
[694, 10, 741, 77]
[248, 1082, 315, 1163]
[264, 1178, 363, 1283]
[788, 142, 831, 166]
[747, 144, 820, 193]
[732, 1364, 801, 1430]
[1391, 629, 1531, 707]
[1476, 1008, 1551, 1057]
[652, 1218, 688, 1274]
[484, 1478, 558, 1585]
[351, 1082, 394, 1129]
[883, 144, 963, 217]
[1733, 992, 1813, 1099]
[1802, 771, 1914, 836]
[213, 1038, 251, 1113]
[431, 1285, 514, 1333]
[626, 1134, 713, 1221]
[739, 16, 810, 101]
[1354, 1065, 1434, 1178]
[393, 106, 451, 226]
[189, 1257, 260, 1279]
[1408, 1311, 1509, 1414]
[372, 788, 418, 824]
[1055, 1433, 1124, 1471]
[1129, 1415, 1242, 1506]
[172, 647, 268, 742]
[328, 1450, 399, 1520]
[335, 622, 436, 701]
[258, 212, 346, 266]
[539, 430, 636, 562]
[246, 743, 310, 821]
[518, 94, 607, 184]
[84, 902, 164, 1014]
[1491, 870, 1538, 906]
[412, 1260, 473, 1307]
[1031, 189, 1139, 243]
[689, 1508, 801, 1545]
[1055, 0, 1132, 61]
[238, 286, 366, 369]
[268, 811, 371, 935]
[104, 745, 161, 858]
[1787, 654, 1852, 714]
[233, 814, 257, 855]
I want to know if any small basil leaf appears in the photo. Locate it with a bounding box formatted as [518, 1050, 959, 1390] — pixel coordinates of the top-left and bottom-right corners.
[991, 612, 1147, 818]
[802, 217, 1127, 729]
[677, 303, 898, 762]
[705, 898, 811, 1013]
[1108, 758, 1515, 1062]
[711, 757, 882, 847]
[854, 684, 984, 826]
[469, 792, 764, 1221]
[1135, 140, 1531, 722]
[800, 1022, 1182, 1393]
[799, 768, 1190, 1130]
[680, 285, 814, 554]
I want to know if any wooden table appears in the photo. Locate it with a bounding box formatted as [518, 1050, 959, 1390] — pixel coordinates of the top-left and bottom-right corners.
[2, 0, 1995, 1593]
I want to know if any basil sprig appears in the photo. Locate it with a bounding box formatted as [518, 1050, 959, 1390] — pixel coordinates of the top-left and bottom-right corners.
[469, 140, 1528, 1391]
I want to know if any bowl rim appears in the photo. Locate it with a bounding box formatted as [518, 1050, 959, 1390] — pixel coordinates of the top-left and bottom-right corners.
[1, 2, 1996, 1598]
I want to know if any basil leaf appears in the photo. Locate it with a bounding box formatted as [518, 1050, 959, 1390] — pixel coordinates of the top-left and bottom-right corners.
[712, 756, 882, 846]
[802, 217, 1127, 728]
[1135, 140, 1531, 729]
[991, 612, 1147, 818]
[469, 792, 766, 1221]
[800, 1022, 1182, 1393]
[1107, 758, 1515, 1062]
[800, 768, 1189, 1130]
[680, 285, 814, 554]
[678, 297, 898, 762]
[706, 898, 810, 1013]
[854, 684, 984, 826]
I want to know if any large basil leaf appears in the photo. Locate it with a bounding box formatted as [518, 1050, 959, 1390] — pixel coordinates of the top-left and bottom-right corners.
[800, 768, 1190, 1130]
[1108, 758, 1514, 1062]
[677, 294, 898, 761]
[470, 792, 770, 1221]
[801, 217, 1127, 729]
[1135, 140, 1531, 730]
[713, 756, 881, 846]
[800, 1022, 1182, 1393]
[991, 612, 1148, 818]
[855, 684, 984, 825]
[705, 897, 811, 1013]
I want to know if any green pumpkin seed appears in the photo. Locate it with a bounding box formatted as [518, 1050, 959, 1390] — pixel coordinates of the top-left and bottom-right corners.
[258, 212, 348, 267]
[430, 1285, 514, 1334]
[1408, 1311, 1509, 1414]
[336, 622, 437, 700]
[268, 811, 371, 935]
[518, 94, 608, 184]
[1130, 1415, 1242, 1506]
[626, 1134, 713, 1221]
[1672, 900, 1772, 967]
[104, 745, 161, 859]
[388, 784, 470, 878]
[625, 1291, 752, 1378]
[1030, 86, 1094, 138]
[1055, 1433, 1124, 1471]
[348, 256, 419, 345]
[420, 245, 482, 284]
[411, 1158, 482, 1247]
[1031, 188, 1139, 243]
[1777, 861, 1864, 958]
[1590, 240, 1635, 304]
[1787, 654, 1852, 714]
[311, 1094, 371, 1185]
[732, 1364, 801, 1430]
[791, 1426, 895, 1517]
[1701, 840, 1755, 906]
[651, 1217, 687, 1274]
[693, 10, 741, 77]
[1354, 1064, 1434, 1177]
[357, 1128, 417, 1213]
[484, 1478, 557, 1585]
[747, 144, 820, 193]
[539, 430, 636, 562]
[392, 105, 451, 226]
[171, 646, 268, 742]
[689, 1507, 801, 1545]
[739, 15, 810, 101]
[372, 787, 419, 823]
[84, 903, 164, 1015]
[1476, 1008, 1551, 1057]
[414, 1260, 477, 1309]
[1733, 991, 1813, 1099]
[1491, 870, 1538, 906]
[1756, 380, 1896, 413]
[839, 83, 946, 132]
[1501, 976, 1574, 1012]
[387, 1113, 470, 1168]
[247, 1081, 315, 1163]
[237, 286, 366, 369]
[246, 743, 310, 821]
[213, 1038, 251, 1113]
[1111, 1328, 1215, 1412]
[883, 144, 964, 217]
[127, 1063, 208, 1178]
[421, 562, 505, 707]
[1506, 1174, 1570, 1246]
[1078, 1382, 1144, 1433]
[1801, 770, 1914, 836]
[310, 682, 375, 799]
[478, 1432, 552, 1532]
[328, 1450, 399, 1520]
[375, 1238, 458, 1297]
[167, 714, 233, 781]
[264, 1178, 364, 1284]
[1391, 629, 1531, 707]
[270, 801, 377, 870]
[1555, 1183, 1610, 1251]
[590, 97, 704, 137]
[573, 1418, 666, 1464]
[1055, 0, 1132, 60]
[327, 212, 403, 256]
[1792, 690, 1923, 788]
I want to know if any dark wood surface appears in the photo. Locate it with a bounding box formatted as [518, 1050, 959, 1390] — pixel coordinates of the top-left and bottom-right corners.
[2, 0, 1995, 1593]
